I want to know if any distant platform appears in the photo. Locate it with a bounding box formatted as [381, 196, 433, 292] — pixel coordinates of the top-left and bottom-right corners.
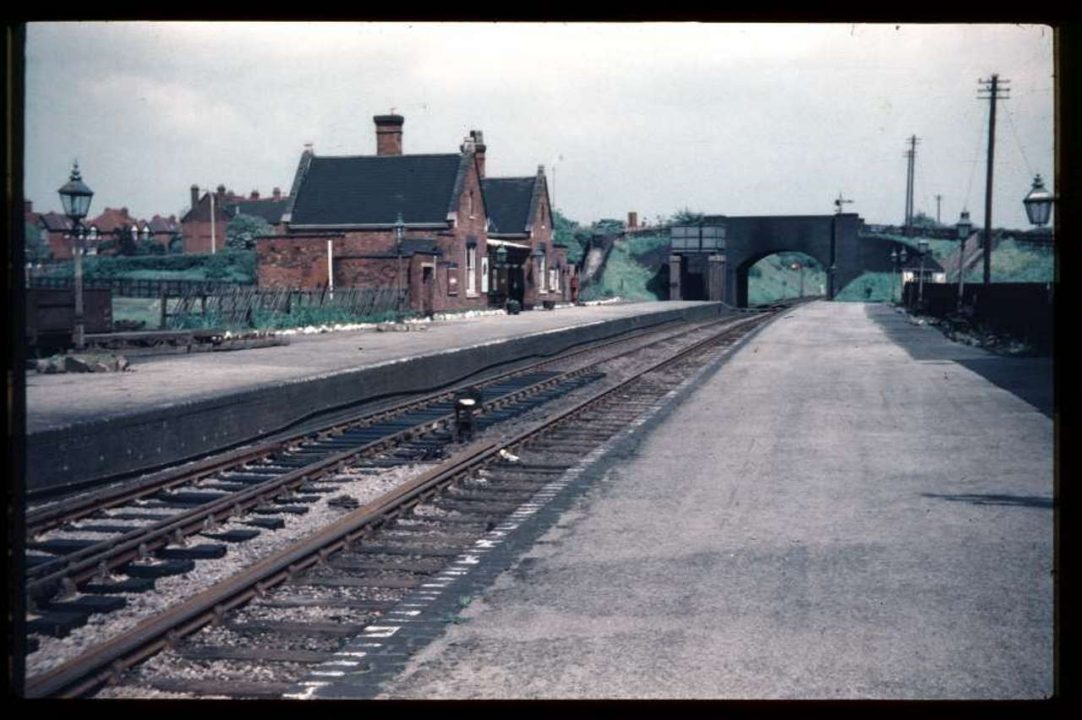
[24, 301, 722, 493]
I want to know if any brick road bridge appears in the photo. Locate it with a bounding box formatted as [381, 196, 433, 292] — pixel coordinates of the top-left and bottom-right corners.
[668, 214, 903, 306]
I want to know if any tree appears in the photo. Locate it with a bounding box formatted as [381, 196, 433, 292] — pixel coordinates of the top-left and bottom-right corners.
[115, 224, 139, 256]
[553, 210, 586, 264]
[671, 207, 705, 225]
[911, 211, 940, 229]
[227, 214, 274, 250]
[25, 222, 50, 263]
[592, 218, 625, 235]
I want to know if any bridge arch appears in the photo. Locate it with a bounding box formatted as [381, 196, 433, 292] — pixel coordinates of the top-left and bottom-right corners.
[736, 249, 828, 307]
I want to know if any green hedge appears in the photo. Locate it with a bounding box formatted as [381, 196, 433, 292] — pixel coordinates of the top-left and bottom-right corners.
[46, 250, 256, 283]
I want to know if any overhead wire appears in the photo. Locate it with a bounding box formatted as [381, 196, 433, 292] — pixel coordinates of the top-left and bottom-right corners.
[1003, 101, 1035, 179]
[963, 104, 986, 213]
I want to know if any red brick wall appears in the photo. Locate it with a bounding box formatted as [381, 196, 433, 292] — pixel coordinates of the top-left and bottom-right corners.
[257, 234, 340, 288]
[45, 230, 72, 260]
[521, 189, 569, 305]
[182, 219, 229, 254]
[335, 256, 398, 289]
[445, 159, 489, 312]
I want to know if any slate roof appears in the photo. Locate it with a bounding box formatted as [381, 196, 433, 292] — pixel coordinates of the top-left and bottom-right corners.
[39, 212, 73, 232]
[229, 199, 290, 225]
[147, 215, 180, 234]
[483, 177, 535, 235]
[288, 153, 466, 227]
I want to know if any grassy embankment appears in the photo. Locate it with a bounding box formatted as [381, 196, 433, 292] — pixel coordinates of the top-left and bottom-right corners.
[835, 234, 1053, 303]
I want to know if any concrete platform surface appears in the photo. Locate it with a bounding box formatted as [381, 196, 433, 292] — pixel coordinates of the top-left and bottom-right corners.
[375, 301, 1054, 699]
[25, 301, 710, 434]
[24, 301, 721, 492]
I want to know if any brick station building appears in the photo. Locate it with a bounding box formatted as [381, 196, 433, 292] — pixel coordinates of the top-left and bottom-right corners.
[256, 114, 569, 314]
[485, 164, 571, 309]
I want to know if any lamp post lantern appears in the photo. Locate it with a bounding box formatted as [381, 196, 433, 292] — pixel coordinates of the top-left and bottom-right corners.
[1023, 174, 1054, 227]
[58, 161, 94, 351]
[393, 212, 405, 314]
[955, 209, 972, 313]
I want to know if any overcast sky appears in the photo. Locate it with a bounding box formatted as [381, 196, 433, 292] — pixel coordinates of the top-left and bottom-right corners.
[25, 22, 1054, 230]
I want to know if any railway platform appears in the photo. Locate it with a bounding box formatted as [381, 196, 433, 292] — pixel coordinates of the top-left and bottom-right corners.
[24, 300, 722, 493]
[362, 300, 1054, 699]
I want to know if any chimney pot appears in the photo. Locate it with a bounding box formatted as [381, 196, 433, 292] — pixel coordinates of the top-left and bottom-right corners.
[251, 190, 260, 200]
[374, 114, 404, 156]
[190, 184, 200, 210]
[273, 187, 282, 201]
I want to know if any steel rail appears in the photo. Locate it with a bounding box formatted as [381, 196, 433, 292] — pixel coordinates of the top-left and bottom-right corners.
[26, 307, 776, 699]
[25, 308, 779, 699]
[27, 318, 692, 533]
[26, 359, 599, 599]
[26, 315, 737, 597]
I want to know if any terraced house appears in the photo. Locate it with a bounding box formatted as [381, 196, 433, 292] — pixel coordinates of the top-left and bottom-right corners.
[256, 114, 569, 314]
[182, 185, 288, 254]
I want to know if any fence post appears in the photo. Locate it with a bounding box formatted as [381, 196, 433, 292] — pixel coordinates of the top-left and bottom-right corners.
[159, 289, 168, 329]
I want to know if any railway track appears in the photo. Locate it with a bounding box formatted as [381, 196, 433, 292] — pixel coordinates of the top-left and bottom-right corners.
[24, 318, 736, 612]
[24, 306, 784, 698]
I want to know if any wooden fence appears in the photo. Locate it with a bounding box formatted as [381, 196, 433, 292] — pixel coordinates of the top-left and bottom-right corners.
[28, 276, 247, 298]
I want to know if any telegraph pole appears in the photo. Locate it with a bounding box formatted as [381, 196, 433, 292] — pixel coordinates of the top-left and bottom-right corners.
[936, 194, 942, 224]
[903, 135, 919, 236]
[978, 74, 1009, 284]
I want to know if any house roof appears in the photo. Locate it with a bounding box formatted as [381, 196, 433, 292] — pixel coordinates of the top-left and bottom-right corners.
[90, 207, 139, 232]
[147, 215, 180, 234]
[484, 177, 535, 235]
[39, 212, 72, 232]
[288, 153, 466, 227]
[228, 198, 290, 225]
[485, 168, 551, 237]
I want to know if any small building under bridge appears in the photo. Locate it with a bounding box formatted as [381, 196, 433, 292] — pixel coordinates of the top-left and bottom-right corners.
[669, 213, 880, 306]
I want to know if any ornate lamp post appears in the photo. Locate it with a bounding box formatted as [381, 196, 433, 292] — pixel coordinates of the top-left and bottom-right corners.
[917, 238, 929, 308]
[393, 212, 405, 314]
[494, 244, 515, 312]
[58, 162, 94, 351]
[955, 209, 973, 313]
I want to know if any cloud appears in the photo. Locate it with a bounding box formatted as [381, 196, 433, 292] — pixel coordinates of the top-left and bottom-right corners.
[83, 72, 246, 141]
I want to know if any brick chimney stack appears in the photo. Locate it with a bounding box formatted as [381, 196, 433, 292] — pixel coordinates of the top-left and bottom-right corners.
[374, 114, 405, 156]
[250, 190, 260, 200]
[628, 211, 638, 229]
[191, 184, 200, 210]
[470, 130, 486, 179]
[272, 187, 282, 201]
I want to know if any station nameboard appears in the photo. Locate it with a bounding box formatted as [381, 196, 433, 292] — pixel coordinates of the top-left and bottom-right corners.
[671, 224, 726, 253]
